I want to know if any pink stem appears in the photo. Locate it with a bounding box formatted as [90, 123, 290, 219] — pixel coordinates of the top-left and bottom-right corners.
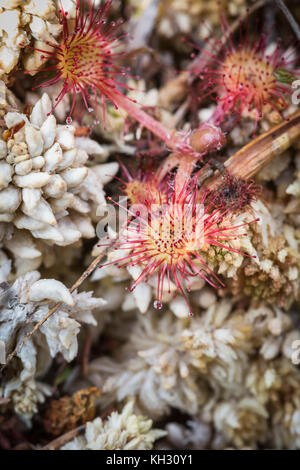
[207, 103, 226, 126]
[108, 90, 180, 151]
[175, 158, 196, 194]
[155, 153, 181, 183]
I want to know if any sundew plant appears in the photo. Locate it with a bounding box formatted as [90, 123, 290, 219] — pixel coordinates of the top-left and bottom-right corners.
[0, 0, 300, 452]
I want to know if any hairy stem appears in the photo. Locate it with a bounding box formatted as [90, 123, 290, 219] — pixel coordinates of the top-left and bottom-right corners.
[108, 89, 179, 150]
[175, 158, 196, 194]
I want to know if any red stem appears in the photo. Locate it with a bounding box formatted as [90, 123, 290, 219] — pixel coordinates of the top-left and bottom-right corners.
[108, 90, 180, 151]
[175, 158, 196, 194]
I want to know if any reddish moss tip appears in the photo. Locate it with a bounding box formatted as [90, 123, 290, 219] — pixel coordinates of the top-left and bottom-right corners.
[209, 172, 261, 213]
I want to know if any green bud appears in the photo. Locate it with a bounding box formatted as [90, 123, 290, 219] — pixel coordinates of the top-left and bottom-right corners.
[274, 68, 296, 84]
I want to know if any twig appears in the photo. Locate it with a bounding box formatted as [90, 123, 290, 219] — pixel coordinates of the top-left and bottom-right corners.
[41, 406, 115, 450]
[0, 397, 10, 405]
[38, 405, 115, 450]
[167, 99, 190, 129]
[81, 326, 92, 377]
[42, 424, 86, 450]
[0, 432, 11, 450]
[274, 0, 300, 41]
[203, 110, 300, 191]
[128, 0, 159, 50]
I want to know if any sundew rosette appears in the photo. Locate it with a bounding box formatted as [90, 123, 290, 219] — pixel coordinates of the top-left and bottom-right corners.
[34, 0, 129, 123]
[98, 178, 258, 315]
[191, 13, 300, 132]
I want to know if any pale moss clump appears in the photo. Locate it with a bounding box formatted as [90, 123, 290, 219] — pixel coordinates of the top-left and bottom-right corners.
[0, 0, 61, 79]
[198, 199, 300, 309]
[61, 401, 166, 450]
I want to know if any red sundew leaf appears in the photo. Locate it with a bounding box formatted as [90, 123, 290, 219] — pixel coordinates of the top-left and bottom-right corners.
[33, 0, 129, 126]
[190, 13, 300, 133]
[98, 176, 258, 315]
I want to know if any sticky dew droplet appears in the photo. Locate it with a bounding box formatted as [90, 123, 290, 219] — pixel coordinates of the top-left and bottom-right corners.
[154, 300, 163, 310]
